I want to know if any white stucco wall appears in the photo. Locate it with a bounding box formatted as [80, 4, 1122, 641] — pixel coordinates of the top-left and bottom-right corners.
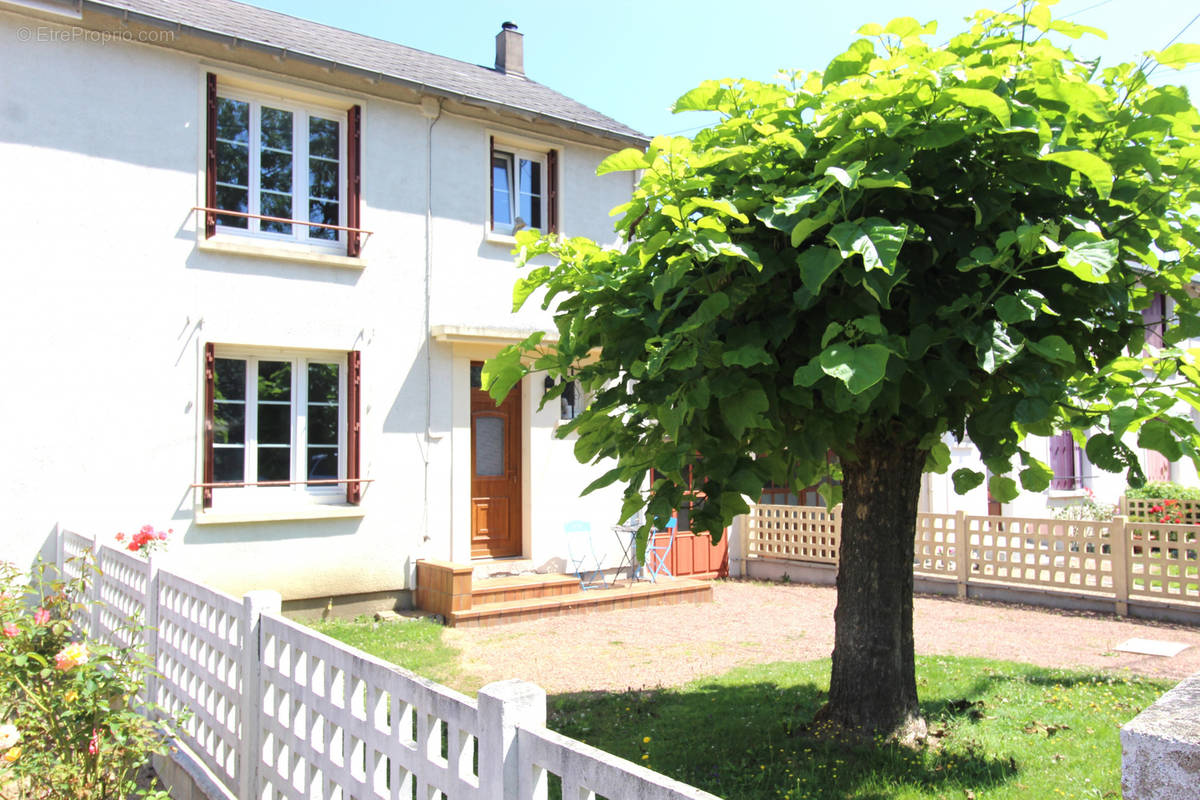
[0, 7, 636, 600]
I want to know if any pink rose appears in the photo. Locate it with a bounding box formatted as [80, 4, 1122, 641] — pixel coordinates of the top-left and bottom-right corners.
[32, 608, 49, 626]
[2, 623, 17, 638]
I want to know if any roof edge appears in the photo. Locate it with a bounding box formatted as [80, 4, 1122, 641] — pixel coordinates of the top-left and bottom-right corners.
[81, 0, 651, 149]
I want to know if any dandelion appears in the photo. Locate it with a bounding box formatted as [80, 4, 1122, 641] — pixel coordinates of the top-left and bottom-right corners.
[54, 641, 89, 670]
[641, 754, 649, 760]
[0, 725, 18, 750]
[64, 690, 78, 703]
[643, 736, 651, 743]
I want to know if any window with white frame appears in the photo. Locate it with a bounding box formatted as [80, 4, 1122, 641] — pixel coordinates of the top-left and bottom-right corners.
[205, 348, 357, 508]
[490, 138, 558, 235]
[211, 89, 346, 245]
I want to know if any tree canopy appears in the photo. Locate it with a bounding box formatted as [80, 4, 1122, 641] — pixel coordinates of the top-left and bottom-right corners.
[487, 2, 1200, 546]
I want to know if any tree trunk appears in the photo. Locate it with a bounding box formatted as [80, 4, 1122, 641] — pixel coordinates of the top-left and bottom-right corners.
[816, 429, 927, 743]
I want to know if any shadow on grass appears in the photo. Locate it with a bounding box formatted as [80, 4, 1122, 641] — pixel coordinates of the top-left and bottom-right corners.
[548, 676, 1018, 800]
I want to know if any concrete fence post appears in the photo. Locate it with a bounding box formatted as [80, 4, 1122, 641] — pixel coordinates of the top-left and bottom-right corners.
[144, 555, 160, 716]
[239, 590, 282, 800]
[1110, 515, 1130, 617]
[955, 510, 970, 599]
[477, 679, 548, 800]
[88, 537, 102, 640]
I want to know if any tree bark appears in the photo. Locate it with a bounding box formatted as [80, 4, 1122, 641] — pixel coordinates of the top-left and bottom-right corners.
[816, 429, 927, 743]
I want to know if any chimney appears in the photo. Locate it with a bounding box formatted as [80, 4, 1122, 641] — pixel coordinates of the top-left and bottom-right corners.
[495, 21, 524, 76]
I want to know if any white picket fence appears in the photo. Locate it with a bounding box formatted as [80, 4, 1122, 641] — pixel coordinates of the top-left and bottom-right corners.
[58, 530, 720, 800]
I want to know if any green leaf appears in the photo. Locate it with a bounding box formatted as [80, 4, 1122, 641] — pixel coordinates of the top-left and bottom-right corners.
[1150, 43, 1200, 70]
[672, 80, 726, 112]
[944, 88, 1011, 127]
[722, 345, 773, 368]
[995, 294, 1038, 324]
[793, 357, 825, 388]
[988, 475, 1019, 503]
[826, 218, 908, 272]
[1138, 419, 1183, 461]
[952, 468, 984, 494]
[1058, 236, 1117, 283]
[597, 148, 652, 175]
[1040, 150, 1113, 199]
[1019, 459, 1053, 492]
[1026, 335, 1076, 365]
[1085, 433, 1124, 472]
[719, 385, 770, 439]
[798, 246, 844, 294]
[819, 343, 890, 395]
[677, 292, 730, 333]
[973, 321, 1023, 374]
[581, 467, 623, 496]
[925, 441, 951, 473]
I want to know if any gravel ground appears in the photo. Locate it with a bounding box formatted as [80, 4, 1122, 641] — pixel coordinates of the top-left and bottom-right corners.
[443, 580, 1200, 694]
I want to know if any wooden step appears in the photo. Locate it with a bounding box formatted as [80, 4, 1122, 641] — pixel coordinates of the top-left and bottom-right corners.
[470, 573, 582, 605]
[448, 577, 713, 628]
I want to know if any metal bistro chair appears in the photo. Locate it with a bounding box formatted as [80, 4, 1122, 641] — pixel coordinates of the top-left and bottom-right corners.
[643, 515, 678, 582]
[565, 520, 608, 590]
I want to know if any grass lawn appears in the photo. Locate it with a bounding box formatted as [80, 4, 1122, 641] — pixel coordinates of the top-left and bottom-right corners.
[311, 619, 1168, 800]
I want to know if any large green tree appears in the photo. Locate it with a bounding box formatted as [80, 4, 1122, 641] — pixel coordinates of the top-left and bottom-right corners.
[486, 2, 1200, 739]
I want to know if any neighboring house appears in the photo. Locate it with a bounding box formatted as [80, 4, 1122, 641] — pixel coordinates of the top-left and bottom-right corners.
[0, 0, 648, 606]
[921, 292, 1200, 519]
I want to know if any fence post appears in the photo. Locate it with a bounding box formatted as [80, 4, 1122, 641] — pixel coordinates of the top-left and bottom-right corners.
[144, 555, 160, 716]
[477, 679, 547, 800]
[955, 510, 969, 599]
[239, 590, 282, 800]
[1110, 516, 1130, 617]
[89, 537, 102, 640]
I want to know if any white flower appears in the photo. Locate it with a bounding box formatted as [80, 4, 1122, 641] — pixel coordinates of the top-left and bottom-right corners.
[0, 724, 19, 750]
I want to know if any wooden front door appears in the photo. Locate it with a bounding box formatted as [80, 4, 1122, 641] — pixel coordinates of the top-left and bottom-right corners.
[470, 362, 522, 558]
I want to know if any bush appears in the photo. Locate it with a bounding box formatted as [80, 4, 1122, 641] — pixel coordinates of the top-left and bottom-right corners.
[0, 556, 177, 799]
[1051, 488, 1117, 521]
[1126, 481, 1200, 501]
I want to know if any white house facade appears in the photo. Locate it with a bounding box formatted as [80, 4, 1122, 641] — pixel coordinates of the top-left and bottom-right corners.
[0, 0, 648, 607]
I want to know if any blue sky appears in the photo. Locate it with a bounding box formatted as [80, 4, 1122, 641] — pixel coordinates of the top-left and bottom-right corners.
[246, 0, 1199, 137]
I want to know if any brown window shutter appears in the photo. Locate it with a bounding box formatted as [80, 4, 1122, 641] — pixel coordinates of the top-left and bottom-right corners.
[346, 350, 362, 504]
[205, 73, 218, 239]
[547, 148, 559, 234]
[203, 342, 215, 508]
[489, 135, 496, 230]
[346, 105, 362, 257]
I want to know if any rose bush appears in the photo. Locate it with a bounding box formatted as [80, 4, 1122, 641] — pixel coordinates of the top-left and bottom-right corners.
[0, 556, 177, 799]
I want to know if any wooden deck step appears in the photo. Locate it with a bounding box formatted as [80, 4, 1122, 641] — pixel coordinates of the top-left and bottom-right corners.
[470, 573, 582, 605]
[448, 577, 713, 628]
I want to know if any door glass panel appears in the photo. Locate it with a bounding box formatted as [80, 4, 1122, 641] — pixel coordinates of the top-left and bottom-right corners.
[475, 416, 504, 477]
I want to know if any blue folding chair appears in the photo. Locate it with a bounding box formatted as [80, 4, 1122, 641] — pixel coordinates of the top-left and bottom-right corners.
[565, 520, 607, 590]
[644, 516, 677, 582]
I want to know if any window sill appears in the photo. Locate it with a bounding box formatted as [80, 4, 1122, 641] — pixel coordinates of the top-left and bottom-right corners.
[484, 230, 520, 247]
[194, 505, 365, 526]
[197, 237, 365, 270]
[1048, 489, 1089, 500]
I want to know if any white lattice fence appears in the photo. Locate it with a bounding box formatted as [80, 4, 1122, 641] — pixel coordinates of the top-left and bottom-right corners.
[95, 546, 153, 651]
[1126, 520, 1200, 602]
[155, 570, 246, 792]
[747, 504, 841, 563]
[913, 513, 961, 579]
[518, 726, 722, 800]
[257, 614, 482, 800]
[61, 530, 95, 634]
[962, 515, 1116, 593]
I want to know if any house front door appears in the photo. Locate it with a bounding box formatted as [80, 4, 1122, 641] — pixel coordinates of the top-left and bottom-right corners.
[470, 362, 522, 558]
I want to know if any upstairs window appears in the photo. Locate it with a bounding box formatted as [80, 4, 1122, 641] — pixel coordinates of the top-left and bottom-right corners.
[1049, 431, 1081, 490]
[490, 137, 558, 236]
[205, 74, 362, 256]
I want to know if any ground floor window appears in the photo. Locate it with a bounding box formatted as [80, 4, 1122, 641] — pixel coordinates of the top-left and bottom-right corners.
[202, 345, 361, 508]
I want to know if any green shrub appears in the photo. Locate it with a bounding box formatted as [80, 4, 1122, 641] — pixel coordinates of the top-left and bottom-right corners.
[1126, 481, 1200, 501]
[0, 556, 179, 799]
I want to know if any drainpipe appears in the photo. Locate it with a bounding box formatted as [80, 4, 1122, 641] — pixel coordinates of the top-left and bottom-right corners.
[420, 96, 443, 561]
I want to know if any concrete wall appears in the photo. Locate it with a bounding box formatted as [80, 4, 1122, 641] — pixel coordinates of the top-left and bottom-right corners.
[1122, 670, 1200, 799]
[0, 6, 636, 600]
